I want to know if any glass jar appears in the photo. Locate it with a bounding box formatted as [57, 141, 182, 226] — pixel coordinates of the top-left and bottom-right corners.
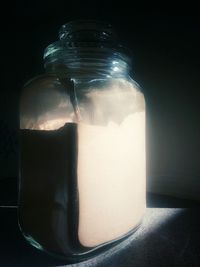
[18, 20, 146, 262]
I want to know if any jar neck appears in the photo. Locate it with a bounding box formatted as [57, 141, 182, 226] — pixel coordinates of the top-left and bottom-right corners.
[43, 20, 132, 79]
[44, 49, 130, 79]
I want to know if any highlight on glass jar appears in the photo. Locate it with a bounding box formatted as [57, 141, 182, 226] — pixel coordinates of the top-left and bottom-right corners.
[18, 20, 146, 262]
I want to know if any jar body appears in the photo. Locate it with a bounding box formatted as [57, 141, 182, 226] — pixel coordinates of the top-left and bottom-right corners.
[18, 72, 146, 261]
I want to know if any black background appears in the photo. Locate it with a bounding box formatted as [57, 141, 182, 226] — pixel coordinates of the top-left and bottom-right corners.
[0, 2, 200, 266]
[1, 2, 200, 198]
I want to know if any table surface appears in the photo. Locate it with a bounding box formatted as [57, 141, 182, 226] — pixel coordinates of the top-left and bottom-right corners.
[0, 178, 200, 267]
[0, 206, 200, 267]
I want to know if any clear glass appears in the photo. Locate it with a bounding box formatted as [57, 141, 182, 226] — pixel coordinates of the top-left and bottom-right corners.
[18, 20, 146, 262]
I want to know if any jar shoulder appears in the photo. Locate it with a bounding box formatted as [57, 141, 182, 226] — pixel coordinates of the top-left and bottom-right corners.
[22, 73, 58, 91]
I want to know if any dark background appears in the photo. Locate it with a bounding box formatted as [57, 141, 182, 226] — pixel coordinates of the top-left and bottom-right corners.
[0, 2, 200, 267]
[1, 2, 200, 201]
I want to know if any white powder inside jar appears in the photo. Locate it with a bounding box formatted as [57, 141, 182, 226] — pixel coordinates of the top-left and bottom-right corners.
[77, 112, 146, 247]
[20, 78, 146, 249]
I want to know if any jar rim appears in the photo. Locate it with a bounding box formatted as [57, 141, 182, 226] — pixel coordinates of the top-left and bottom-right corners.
[43, 20, 132, 76]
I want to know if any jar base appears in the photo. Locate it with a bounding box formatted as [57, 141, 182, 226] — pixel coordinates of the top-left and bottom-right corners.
[19, 221, 142, 263]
